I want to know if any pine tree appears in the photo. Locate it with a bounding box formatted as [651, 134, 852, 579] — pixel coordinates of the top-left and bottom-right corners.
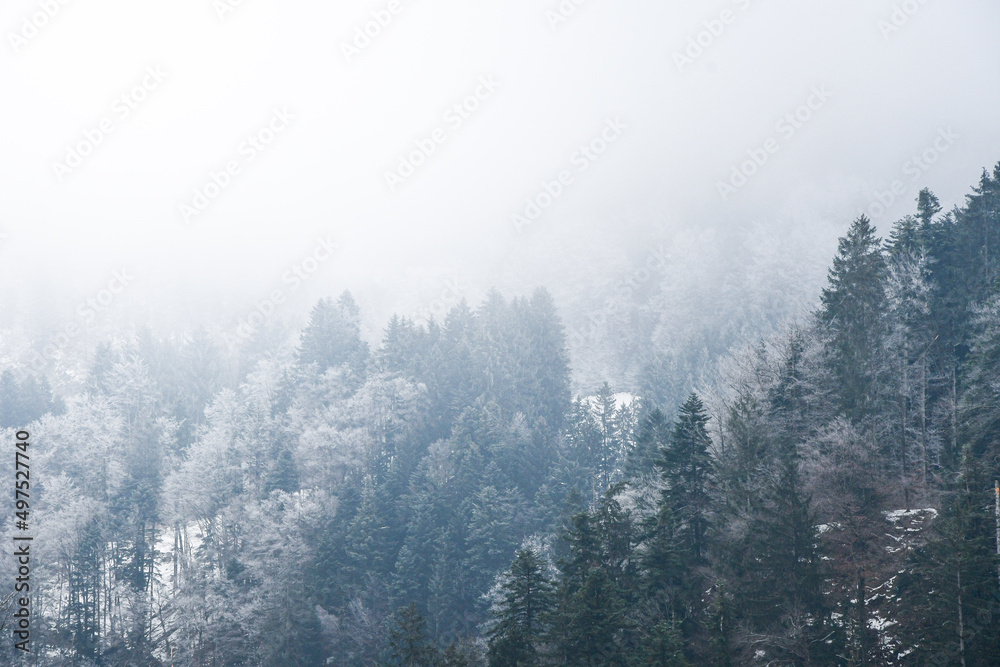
[263, 445, 300, 494]
[552, 510, 627, 666]
[67, 517, 103, 663]
[566, 384, 631, 492]
[805, 420, 889, 666]
[960, 295, 1000, 464]
[628, 406, 671, 483]
[345, 479, 399, 583]
[380, 314, 421, 376]
[175, 327, 224, 444]
[819, 215, 889, 423]
[388, 603, 439, 666]
[719, 385, 771, 515]
[593, 383, 621, 489]
[392, 483, 445, 610]
[439, 639, 481, 666]
[659, 393, 714, 561]
[466, 485, 530, 605]
[707, 585, 733, 667]
[524, 287, 572, 432]
[886, 212, 935, 500]
[424, 300, 484, 436]
[739, 456, 836, 664]
[639, 620, 691, 666]
[487, 549, 555, 666]
[955, 166, 1000, 318]
[916, 187, 942, 230]
[297, 291, 369, 374]
[897, 449, 1000, 663]
[0, 369, 19, 428]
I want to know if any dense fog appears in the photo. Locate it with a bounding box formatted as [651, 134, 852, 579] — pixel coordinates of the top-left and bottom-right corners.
[2, 1, 1000, 665]
[3, 0, 999, 391]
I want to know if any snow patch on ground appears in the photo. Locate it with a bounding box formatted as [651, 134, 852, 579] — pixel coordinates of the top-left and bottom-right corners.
[154, 522, 205, 586]
[884, 508, 938, 522]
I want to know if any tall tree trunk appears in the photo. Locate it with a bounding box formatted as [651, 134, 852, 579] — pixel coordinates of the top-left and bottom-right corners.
[920, 358, 928, 488]
[858, 568, 868, 667]
[901, 355, 909, 508]
[952, 366, 958, 464]
[995, 481, 1000, 593]
[173, 523, 179, 593]
[957, 566, 966, 667]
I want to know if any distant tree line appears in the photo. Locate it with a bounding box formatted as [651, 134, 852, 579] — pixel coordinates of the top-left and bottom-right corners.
[2, 165, 999, 665]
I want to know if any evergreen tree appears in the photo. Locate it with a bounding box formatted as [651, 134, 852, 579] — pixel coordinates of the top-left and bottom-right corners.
[819, 215, 889, 423]
[886, 212, 935, 498]
[0, 369, 20, 428]
[524, 287, 573, 432]
[175, 327, 225, 445]
[67, 517, 103, 663]
[487, 549, 555, 666]
[388, 603, 439, 666]
[897, 449, 1000, 664]
[566, 384, 632, 492]
[659, 393, 714, 561]
[439, 640, 481, 666]
[637, 407, 703, 662]
[738, 456, 836, 664]
[466, 485, 531, 606]
[960, 294, 1000, 464]
[706, 585, 733, 667]
[298, 291, 369, 374]
[552, 510, 627, 666]
[631, 407, 672, 481]
[916, 187, 942, 229]
[638, 620, 691, 666]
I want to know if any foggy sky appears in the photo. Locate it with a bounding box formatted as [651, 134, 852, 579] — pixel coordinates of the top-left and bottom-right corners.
[2, 0, 999, 353]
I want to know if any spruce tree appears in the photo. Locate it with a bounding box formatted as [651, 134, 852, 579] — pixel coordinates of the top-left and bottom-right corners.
[0, 369, 19, 428]
[658, 393, 714, 561]
[297, 291, 369, 374]
[67, 518, 103, 663]
[388, 603, 439, 666]
[487, 549, 555, 666]
[960, 294, 1000, 464]
[819, 215, 889, 423]
[897, 449, 1000, 663]
[740, 456, 837, 664]
[916, 187, 942, 230]
[707, 585, 733, 667]
[632, 397, 715, 664]
[639, 620, 691, 666]
[552, 510, 627, 666]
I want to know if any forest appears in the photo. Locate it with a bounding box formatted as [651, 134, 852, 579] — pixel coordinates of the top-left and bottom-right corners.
[2, 165, 1000, 666]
